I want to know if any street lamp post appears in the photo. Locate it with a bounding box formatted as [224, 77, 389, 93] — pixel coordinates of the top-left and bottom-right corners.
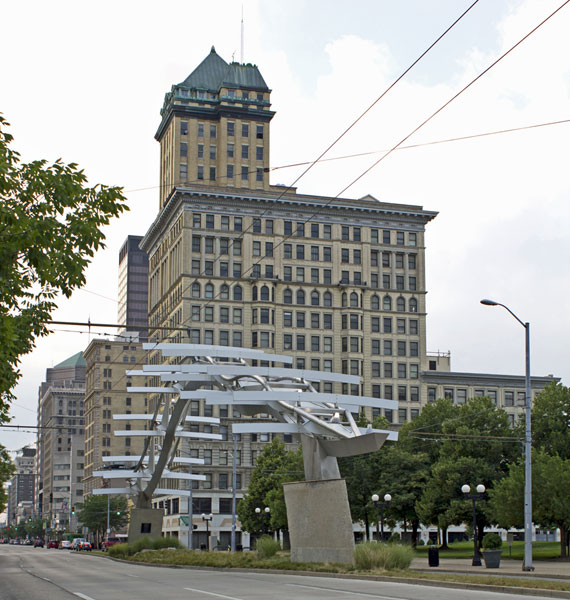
[462, 484, 485, 567]
[255, 506, 270, 535]
[481, 298, 533, 571]
[371, 493, 392, 541]
[201, 513, 213, 550]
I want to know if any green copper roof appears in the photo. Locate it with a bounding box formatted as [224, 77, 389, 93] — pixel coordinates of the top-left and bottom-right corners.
[54, 351, 85, 369]
[178, 46, 269, 92]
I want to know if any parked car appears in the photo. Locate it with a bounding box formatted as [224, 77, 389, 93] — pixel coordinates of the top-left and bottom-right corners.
[33, 539, 44, 548]
[23, 538, 33, 545]
[60, 540, 73, 549]
[47, 540, 59, 549]
[102, 537, 121, 551]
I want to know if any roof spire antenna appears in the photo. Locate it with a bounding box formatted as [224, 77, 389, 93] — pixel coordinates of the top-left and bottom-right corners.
[240, 4, 244, 63]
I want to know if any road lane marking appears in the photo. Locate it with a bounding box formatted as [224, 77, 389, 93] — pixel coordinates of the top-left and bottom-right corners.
[184, 587, 244, 599]
[286, 583, 398, 599]
[127, 574, 139, 577]
[74, 593, 96, 600]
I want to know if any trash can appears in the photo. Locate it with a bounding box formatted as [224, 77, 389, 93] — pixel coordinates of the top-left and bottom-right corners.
[428, 546, 439, 567]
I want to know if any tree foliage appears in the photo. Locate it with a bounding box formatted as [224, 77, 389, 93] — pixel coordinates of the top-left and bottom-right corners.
[530, 382, 570, 460]
[489, 451, 570, 558]
[0, 116, 128, 420]
[77, 495, 128, 536]
[237, 438, 303, 533]
[0, 444, 14, 513]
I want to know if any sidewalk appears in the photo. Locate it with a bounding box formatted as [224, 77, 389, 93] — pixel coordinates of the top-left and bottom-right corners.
[411, 557, 570, 580]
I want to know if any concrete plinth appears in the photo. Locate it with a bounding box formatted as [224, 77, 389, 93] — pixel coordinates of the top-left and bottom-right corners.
[128, 508, 164, 543]
[283, 478, 354, 564]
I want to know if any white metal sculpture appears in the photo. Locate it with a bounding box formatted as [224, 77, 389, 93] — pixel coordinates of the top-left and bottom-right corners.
[94, 343, 397, 508]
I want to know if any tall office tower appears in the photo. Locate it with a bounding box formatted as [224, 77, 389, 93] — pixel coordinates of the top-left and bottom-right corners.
[140, 48, 437, 543]
[155, 46, 274, 208]
[82, 339, 147, 496]
[6, 446, 36, 526]
[118, 235, 149, 341]
[36, 353, 86, 532]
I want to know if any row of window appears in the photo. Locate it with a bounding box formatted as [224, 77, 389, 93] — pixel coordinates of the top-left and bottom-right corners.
[189, 281, 419, 312]
[181, 142, 264, 161]
[191, 213, 418, 246]
[181, 164, 264, 183]
[428, 387, 527, 407]
[180, 120, 265, 139]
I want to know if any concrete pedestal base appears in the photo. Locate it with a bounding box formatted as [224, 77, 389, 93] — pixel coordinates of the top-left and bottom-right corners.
[128, 508, 164, 544]
[283, 479, 354, 564]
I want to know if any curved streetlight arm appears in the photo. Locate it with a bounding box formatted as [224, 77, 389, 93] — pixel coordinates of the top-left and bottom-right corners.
[480, 299, 526, 328]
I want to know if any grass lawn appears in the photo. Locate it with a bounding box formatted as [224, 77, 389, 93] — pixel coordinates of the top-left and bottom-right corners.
[414, 540, 563, 560]
[109, 548, 570, 594]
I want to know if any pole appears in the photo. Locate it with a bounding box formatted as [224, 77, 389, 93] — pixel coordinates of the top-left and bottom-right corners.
[188, 464, 193, 550]
[106, 495, 110, 536]
[471, 497, 481, 567]
[380, 504, 384, 541]
[523, 322, 534, 571]
[231, 433, 237, 552]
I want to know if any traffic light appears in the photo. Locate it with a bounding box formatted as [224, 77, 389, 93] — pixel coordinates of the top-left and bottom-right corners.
[116, 510, 121, 516]
[71, 506, 75, 514]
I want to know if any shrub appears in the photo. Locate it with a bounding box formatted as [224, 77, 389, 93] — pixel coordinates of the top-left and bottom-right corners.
[152, 536, 183, 550]
[387, 532, 401, 544]
[482, 532, 502, 550]
[256, 535, 281, 559]
[108, 542, 130, 559]
[131, 536, 154, 555]
[354, 542, 413, 571]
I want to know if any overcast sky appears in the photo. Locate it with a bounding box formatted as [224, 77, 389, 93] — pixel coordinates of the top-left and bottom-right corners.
[2, 0, 569, 453]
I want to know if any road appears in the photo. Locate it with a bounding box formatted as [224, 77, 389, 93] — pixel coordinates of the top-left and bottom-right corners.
[0, 545, 558, 600]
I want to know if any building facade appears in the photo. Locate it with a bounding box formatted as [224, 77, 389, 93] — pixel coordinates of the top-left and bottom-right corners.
[137, 48, 558, 543]
[36, 353, 86, 532]
[118, 235, 149, 341]
[6, 447, 36, 526]
[82, 339, 147, 496]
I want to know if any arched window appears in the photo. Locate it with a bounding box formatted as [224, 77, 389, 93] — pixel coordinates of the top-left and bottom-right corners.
[371, 294, 380, 310]
[409, 298, 418, 313]
[205, 283, 214, 299]
[342, 292, 347, 307]
[323, 291, 333, 307]
[283, 288, 293, 304]
[191, 282, 201, 298]
[311, 290, 320, 306]
[383, 295, 392, 311]
[397, 296, 406, 312]
[296, 289, 306, 305]
[220, 284, 229, 300]
[233, 285, 242, 301]
[350, 292, 359, 307]
[252, 286, 258, 301]
[260, 285, 270, 301]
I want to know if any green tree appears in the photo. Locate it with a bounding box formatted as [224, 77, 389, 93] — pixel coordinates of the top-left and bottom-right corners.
[0, 116, 128, 421]
[530, 382, 570, 459]
[25, 517, 45, 538]
[413, 397, 518, 547]
[489, 451, 570, 558]
[237, 438, 303, 534]
[0, 445, 14, 513]
[77, 495, 128, 538]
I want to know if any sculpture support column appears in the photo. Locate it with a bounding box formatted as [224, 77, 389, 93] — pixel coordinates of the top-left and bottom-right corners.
[284, 479, 354, 564]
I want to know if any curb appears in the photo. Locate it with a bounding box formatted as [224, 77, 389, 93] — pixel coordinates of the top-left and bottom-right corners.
[96, 554, 570, 598]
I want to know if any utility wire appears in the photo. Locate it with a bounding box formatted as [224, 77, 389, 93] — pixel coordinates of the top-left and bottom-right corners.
[337, 0, 570, 197]
[270, 118, 570, 171]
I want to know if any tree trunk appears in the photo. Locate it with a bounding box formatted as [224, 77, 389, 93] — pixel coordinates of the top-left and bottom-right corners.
[477, 522, 485, 551]
[364, 511, 370, 542]
[560, 525, 568, 559]
[411, 520, 419, 549]
[440, 526, 449, 550]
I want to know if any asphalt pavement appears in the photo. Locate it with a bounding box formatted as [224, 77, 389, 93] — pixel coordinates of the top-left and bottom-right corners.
[0, 544, 567, 600]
